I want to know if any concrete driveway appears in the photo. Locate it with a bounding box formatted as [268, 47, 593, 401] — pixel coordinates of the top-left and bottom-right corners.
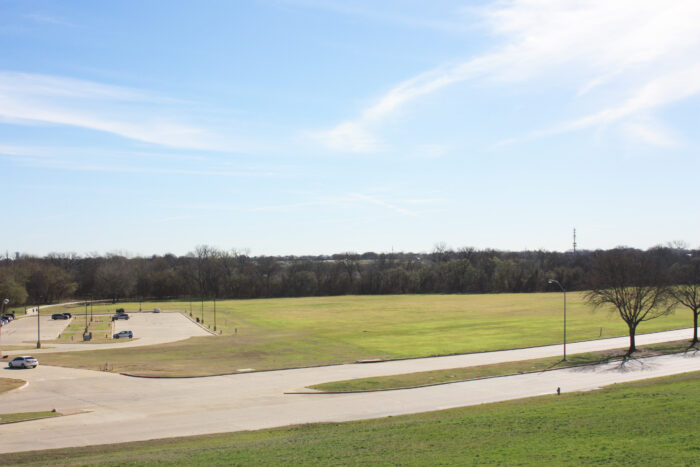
[0, 332, 698, 454]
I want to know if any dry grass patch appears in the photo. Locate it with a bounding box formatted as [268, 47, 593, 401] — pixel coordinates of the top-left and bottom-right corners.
[0, 377, 25, 393]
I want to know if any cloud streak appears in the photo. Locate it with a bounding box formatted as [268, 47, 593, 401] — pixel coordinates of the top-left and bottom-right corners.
[0, 72, 233, 150]
[312, 0, 700, 151]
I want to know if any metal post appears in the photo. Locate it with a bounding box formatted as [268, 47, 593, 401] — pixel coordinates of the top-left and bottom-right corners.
[547, 279, 567, 361]
[0, 298, 7, 357]
[85, 300, 88, 332]
[214, 297, 217, 331]
[90, 297, 93, 322]
[36, 304, 41, 349]
[201, 299, 204, 323]
[563, 288, 567, 361]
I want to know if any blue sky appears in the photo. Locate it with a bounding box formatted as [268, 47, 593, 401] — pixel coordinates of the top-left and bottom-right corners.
[1, 0, 699, 256]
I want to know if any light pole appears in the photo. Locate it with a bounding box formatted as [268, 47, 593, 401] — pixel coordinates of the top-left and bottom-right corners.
[36, 304, 41, 349]
[547, 279, 567, 361]
[1, 298, 8, 357]
[213, 297, 216, 331]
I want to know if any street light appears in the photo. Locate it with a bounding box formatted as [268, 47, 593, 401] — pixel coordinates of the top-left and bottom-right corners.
[547, 279, 567, 361]
[36, 304, 41, 349]
[1, 298, 9, 358]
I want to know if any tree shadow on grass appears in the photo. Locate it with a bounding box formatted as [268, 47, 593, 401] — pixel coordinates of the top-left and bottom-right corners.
[545, 353, 623, 372]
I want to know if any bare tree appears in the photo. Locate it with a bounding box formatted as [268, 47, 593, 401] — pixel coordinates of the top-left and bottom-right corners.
[669, 258, 700, 345]
[585, 249, 673, 355]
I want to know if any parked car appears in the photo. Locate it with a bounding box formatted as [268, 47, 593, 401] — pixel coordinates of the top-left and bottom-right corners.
[8, 356, 39, 369]
[113, 330, 133, 339]
[0, 317, 8, 326]
[153, 307, 161, 313]
[112, 313, 129, 321]
[52, 313, 69, 320]
[2, 313, 14, 321]
[62, 312, 72, 319]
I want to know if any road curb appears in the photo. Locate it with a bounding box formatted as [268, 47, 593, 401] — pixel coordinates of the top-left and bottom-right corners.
[180, 312, 217, 336]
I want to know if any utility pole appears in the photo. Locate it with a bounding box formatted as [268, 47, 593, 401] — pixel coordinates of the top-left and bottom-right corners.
[85, 300, 88, 332]
[214, 297, 217, 331]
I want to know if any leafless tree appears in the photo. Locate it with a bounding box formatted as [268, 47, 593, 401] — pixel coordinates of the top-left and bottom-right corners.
[669, 258, 700, 345]
[585, 249, 673, 355]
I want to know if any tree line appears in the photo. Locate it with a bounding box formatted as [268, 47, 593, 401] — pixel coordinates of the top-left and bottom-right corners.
[0, 244, 696, 307]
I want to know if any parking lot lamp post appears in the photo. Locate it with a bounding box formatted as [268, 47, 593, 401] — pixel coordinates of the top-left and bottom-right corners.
[214, 297, 217, 331]
[36, 304, 41, 349]
[85, 300, 89, 332]
[1, 298, 8, 357]
[90, 296, 93, 322]
[547, 279, 567, 361]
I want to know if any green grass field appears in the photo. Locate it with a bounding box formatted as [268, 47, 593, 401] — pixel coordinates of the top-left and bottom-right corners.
[3, 372, 699, 466]
[37, 293, 695, 376]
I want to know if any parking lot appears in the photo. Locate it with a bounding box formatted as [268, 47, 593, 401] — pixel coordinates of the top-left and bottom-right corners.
[112, 312, 212, 344]
[0, 315, 70, 346]
[2, 312, 212, 355]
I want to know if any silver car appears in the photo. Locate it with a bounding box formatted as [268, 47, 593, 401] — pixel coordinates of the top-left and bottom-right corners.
[8, 356, 39, 369]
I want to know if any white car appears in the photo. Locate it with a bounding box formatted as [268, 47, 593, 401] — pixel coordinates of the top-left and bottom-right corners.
[8, 356, 39, 369]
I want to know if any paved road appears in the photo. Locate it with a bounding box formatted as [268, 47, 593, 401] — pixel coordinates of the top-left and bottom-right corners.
[2, 312, 211, 355]
[0, 329, 698, 454]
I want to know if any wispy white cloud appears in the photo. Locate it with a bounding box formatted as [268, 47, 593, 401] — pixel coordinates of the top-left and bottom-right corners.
[24, 14, 75, 27]
[177, 191, 435, 217]
[548, 63, 700, 134]
[349, 193, 417, 216]
[306, 121, 383, 153]
[282, 0, 472, 35]
[0, 144, 285, 177]
[621, 119, 679, 148]
[0, 72, 244, 151]
[312, 0, 700, 152]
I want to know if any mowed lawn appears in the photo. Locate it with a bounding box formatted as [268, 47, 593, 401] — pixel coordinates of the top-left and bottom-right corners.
[4, 372, 700, 466]
[37, 293, 693, 376]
